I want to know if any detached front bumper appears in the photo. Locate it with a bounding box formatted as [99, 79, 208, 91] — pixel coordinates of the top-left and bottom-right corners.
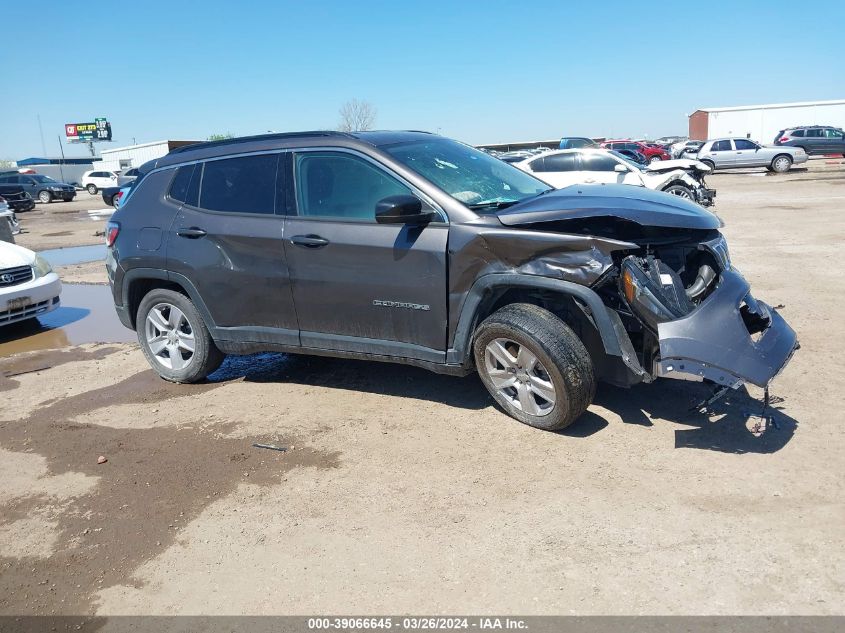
[655, 269, 797, 388]
[695, 187, 716, 207]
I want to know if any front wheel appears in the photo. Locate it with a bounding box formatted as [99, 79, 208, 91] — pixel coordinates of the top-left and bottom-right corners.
[663, 184, 694, 200]
[649, 155, 662, 163]
[771, 155, 792, 173]
[38, 190, 52, 204]
[136, 289, 224, 383]
[473, 303, 595, 431]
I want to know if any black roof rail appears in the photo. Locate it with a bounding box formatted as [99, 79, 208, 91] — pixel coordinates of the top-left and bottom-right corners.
[168, 131, 355, 155]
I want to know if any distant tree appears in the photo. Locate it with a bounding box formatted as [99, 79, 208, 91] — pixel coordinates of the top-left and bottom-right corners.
[0, 159, 15, 169]
[338, 99, 377, 132]
[207, 132, 234, 141]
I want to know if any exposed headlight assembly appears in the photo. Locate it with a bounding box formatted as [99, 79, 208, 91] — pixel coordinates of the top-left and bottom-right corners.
[620, 256, 694, 331]
[33, 254, 53, 278]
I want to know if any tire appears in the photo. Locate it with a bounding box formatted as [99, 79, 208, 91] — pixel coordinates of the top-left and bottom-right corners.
[701, 160, 716, 172]
[38, 190, 52, 204]
[771, 154, 792, 173]
[136, 288, 224, 383]
[473, 303, 595, 431]
[86, 184, 98, 195]
[662, 184, 693, 200]
[649, 155, 662, 163]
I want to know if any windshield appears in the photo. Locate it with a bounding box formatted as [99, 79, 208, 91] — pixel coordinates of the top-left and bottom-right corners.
[30, 175, 57, 184]
[382, 138, 551, 210]
[608, 151, 643, 170]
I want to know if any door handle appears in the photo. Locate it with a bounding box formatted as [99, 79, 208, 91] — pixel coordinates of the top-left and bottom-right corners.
[290, 234, 329, 248]
[176, 227, 207, 238]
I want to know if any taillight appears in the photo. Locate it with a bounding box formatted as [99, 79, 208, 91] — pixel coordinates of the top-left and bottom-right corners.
[105, 221, 120, 247]
[114, 191, 124, 206]
[778, 137, 789, 143]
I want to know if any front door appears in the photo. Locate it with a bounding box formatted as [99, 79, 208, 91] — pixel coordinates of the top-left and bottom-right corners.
[164, 152, 299, 345]
[284, 150, 448, 361]
[733, 138, 760, 166]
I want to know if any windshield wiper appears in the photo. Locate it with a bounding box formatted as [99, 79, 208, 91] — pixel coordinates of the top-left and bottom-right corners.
[468, 200, 520, 210]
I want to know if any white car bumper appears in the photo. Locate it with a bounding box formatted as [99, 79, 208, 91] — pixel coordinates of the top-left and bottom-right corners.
[0, 271, 62, 326]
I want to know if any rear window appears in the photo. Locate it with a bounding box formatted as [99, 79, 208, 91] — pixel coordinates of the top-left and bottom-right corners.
[199, 154, 278, 214]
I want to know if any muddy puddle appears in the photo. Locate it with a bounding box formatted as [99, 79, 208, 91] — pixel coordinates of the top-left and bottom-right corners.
[40, 244, 105, 266]
[0, 284, 134, 357]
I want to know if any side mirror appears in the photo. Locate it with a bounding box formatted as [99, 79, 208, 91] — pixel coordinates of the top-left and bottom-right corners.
[614, 164, 628, 173]
[375, 194, 434, 225]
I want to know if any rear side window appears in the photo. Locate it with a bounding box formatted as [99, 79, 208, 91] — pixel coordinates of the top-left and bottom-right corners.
[526, 157, 545, 172]
[581, 154, 618, 171]
[711, 140, 732, 151]
[543, 153, 578, 172]
[168, 165, 195, 203]
[199, 154, 279, 214]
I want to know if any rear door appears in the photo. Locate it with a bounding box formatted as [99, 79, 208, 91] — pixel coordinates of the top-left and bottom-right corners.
[164, 152, 299, 345]
[708, 139, 735, 167]
[805, 128, 824, 153]
[579, 152, 630, 184]
[283, 149, 448, 360]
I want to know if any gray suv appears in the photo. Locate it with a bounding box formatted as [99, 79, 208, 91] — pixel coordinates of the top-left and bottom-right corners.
[106, 131, 797, 431]
[774, 126, 845, 156]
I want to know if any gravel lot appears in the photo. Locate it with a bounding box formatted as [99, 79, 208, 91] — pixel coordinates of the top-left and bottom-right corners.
[1, 161, 843, 616]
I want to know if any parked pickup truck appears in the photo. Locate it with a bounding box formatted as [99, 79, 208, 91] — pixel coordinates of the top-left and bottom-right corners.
[106, 131, 797, 431]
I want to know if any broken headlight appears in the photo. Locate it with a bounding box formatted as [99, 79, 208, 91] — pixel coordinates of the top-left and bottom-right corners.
[701, 235, 731, 271]
[620, 256, 695, 331]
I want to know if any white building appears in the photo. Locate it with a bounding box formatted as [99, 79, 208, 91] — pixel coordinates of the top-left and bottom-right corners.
[688, 99, 845, 143]
[92, 140, 199, 172]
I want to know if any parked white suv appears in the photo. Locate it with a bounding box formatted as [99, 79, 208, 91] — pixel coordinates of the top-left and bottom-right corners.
[0, 242, 61, 326]
[515, 149, 716, 206]
[81, 170, 119, 195]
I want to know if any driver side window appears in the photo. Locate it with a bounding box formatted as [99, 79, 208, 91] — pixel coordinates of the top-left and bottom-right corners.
[294, 152, 414, 220]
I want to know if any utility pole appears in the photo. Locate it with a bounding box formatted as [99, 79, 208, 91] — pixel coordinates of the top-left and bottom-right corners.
[37, 114, 47, 157]
[56, 135, 66, 182]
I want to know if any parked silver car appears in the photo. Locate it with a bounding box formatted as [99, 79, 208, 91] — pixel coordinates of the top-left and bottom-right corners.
[695, 138, 807, 173]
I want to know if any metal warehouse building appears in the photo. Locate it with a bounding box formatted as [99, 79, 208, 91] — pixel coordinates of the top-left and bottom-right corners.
[92, 139, 199, 173]
[688, 99, 845, 143]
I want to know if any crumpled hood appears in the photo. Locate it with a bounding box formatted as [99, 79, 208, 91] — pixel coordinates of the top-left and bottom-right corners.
[645, 158, 711, 173]
[0, 241, 35, 268]
[496, 184, 723, 230]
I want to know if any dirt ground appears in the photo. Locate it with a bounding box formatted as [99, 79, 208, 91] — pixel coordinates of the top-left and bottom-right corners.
[12, 192, 112, 252]
[1, 161, 843, 616]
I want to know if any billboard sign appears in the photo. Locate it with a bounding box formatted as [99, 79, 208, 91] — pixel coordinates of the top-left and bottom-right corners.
[65, 117, 112, 142]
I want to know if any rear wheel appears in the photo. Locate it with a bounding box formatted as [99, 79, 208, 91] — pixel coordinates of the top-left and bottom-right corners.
[136, 289, 224, 383]
[771, 155, 792, 173]
[663, 184, 694, 200]
[473, 303, 595, 431]
[86, 184, 98, 195]
[38, 190, 52, 204]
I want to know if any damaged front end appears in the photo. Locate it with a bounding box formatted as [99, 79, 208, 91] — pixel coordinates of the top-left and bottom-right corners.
[613, 234, 798, 389]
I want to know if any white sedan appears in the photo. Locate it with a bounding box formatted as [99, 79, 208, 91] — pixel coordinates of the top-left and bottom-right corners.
[513, 148, 716, 207]
[0, 242, 62, 326]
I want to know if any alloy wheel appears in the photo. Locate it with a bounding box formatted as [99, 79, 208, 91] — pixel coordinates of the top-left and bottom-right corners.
[144, 302, 195, 370]
[484, 337, 556, 416]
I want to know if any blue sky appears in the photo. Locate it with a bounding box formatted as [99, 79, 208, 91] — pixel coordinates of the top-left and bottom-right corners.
[2, 0, 843, 159]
